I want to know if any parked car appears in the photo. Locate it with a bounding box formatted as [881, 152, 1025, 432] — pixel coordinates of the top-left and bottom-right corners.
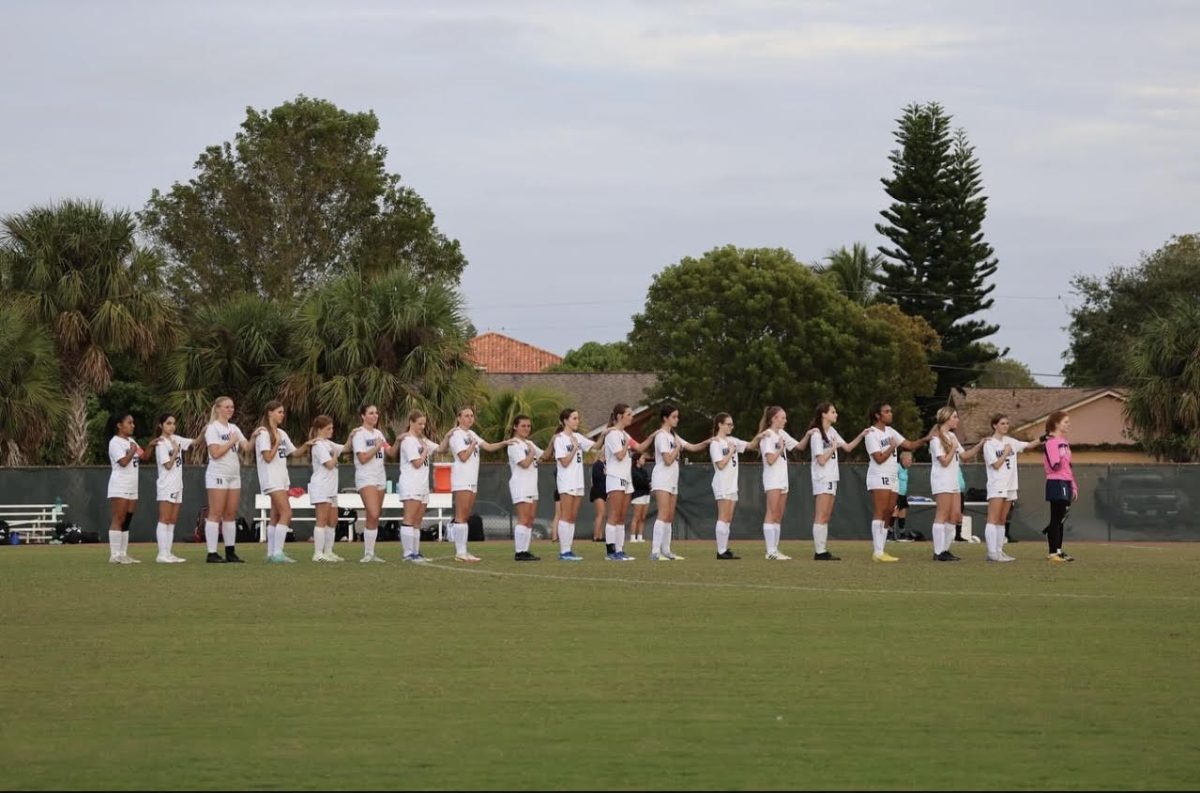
[1094, 470, 1188, 528]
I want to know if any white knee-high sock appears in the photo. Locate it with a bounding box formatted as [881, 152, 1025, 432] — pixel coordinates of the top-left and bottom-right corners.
[715, 521, 730, 553]
[363, 528, 378, 557]
[166, 524, 176, 556]
[984, 524, 998, 557]
[651, 520, 665, 555]
[204, 520, 219, 553]
[871, 520, 886, 554]
[813, 523, 828, 554]
[411, 527, 421, 556]
[604, 524, 617, 547]
[265, 523, 277, 557]
[121, 531, 130, 556]
[109, 529, 121, 559]
[762, 523, 772, 553]
[615, 526, 626, 552]
[323, 525, 336, 554]
[312, 526, 326, 557]
[558, 521, 573, 553]
[514, 525, 530, 553]
[935, 523, 949, 554]
[400, 525, 414, 556]
[274, 525, 290, 555]
[221, 520, 236, 549]
[155, 522, 169, 556]
[661, 521, 672, 554]
[770, 524, 782, 554]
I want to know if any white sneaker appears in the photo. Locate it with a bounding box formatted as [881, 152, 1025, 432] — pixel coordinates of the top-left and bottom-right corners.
[369, 554, 386, 563]
[312, 553, 328, 563]
[119, 555, 141, 564]
[360, 554, 375, 563]
[767, 552, 792, 561]
[167, 554, 187, 563]
[326, 551, 344, 562]
[155, 555, 173, 564]
[109, 555, 124, 564]
[998, 552, 1017, 562]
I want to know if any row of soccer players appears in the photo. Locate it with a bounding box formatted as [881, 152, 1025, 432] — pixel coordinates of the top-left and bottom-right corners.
[104, 395, 1078, 565]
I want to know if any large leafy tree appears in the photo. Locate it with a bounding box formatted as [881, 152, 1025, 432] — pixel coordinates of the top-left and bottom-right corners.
[1063, 234, 1200, 386]
[141, 95, 466, 307]
[0, 201, 178, 464]
[627, 246, 936, 443]
[813, 243, 884, 306]
[876, 103, 1000, 420]
[281, 269, 479, 438]
[546, 341, 632, 373]
[1123, 298, 1200, 462]
[971, 344, 1040, 388]
[0, 301, 63, 465]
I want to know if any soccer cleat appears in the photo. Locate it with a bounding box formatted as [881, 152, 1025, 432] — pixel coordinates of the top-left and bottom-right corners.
[998, 552, 1017, 562]
[325, 551, 344, 562]
[650, 553, 668, 561]
[616, 551, 635, 561]
[716, 550, 740, 560]
[559, 551, 584, 561]
[167, 554, 187, 563]
[312, 553, 328, 563]
[155, 555, 173, 564]
[268, 553, 296, 564]
[765, 552, 791, 561]
[1057, 551, 1075, 562]
[224, 549, 244, 564]
[986, 554, 1000, 562]
[945, 550, 961, 561]
[872, 552, 900, 562]
[1048, 553, 1068, 564]
[118, 555, 141, 564]
[606, 552, 621, 561]
[515, 551, 540, 561]
[360, 553, 386, 563]
[454, 555, 481, 563]
[109, 555, 125, 564]
[813, 551, 840, 561]
[662, 552, 684, 560]
[206, 552, 227, 564]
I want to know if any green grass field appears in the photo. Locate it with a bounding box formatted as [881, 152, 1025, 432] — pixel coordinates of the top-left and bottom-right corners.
[2, 539, 1198, 790]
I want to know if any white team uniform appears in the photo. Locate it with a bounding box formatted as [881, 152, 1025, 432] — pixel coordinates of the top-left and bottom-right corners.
[255, 428, 296, 494]
[155, 435, 194, 503]
[929, 434, 964, 495]
[352, 428, 388, 490]
[553, 432, 595, 497]
[709, 437, 748, 501]
[983, 436, 1029, 500]
[449, 428, 484, 492]
[204, 421, 243, 490]
[107, 436, 140, 499]
[508, 440, 542, 504]
[650, 432, 682, 494]
[810, 427, 845, 497]
[398, 436, 438, 503]
[309, 439, 344, 505]
[761, 429, 800, 493]
[604, 430, 634, 494]
[865, 426, 904, 492]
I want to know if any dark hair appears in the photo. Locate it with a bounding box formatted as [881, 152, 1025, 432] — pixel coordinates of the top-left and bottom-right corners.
[110, 412, 134, 436]
[259, 400, 284, 446]
[358, 402, 378, 418]
[1045, 410, 1069, 435]
[712, 412, 732, 436]
[659, 403, 678, 422]
[808, 402, 833, 447]
[868, 402, 890, 425]
[990, 413, 1009, 431]
[509, 413, 531, 439]
[608, 403, 631, 427]
[154, 412, 177, 437]
[557, 407, 577, 432]
[758, 406, 784, 433]
[309, 414, 334, 441]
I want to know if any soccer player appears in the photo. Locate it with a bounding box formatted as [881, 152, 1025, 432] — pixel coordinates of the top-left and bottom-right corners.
[204, 397, 255, 564]
[758, 406, 812, 560]
[1042, 410, 1078, 563]
[599, 404, 644, 561]
[981, 413, 1042, 563]
[398, 410, 449, 563]
[507, 414, 542, 561]
[309, 415, 356, 563]
[649, 404, 712, 561]
[106, 413, 156, 564]
[709, 412, 753, 560]
[863, 402, 932, 562]
[352, 404, 397, 563]
[928, 407, 983, 562]
[806, 403, 868, 561]
[253, 400, 311, 564]
[447, 406, 516, 563]
[548, 408, 594, 560]
[151, 413, 201, 563]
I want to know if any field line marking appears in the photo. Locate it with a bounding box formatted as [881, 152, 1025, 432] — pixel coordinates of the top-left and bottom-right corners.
[415, 559, 1199, 603]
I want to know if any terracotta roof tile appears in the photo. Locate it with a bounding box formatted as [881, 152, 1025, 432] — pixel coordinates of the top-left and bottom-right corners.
[468, 332, 563, 373]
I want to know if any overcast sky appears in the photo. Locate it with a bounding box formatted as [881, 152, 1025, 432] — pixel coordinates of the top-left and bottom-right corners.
[4, 0, 1198, 384]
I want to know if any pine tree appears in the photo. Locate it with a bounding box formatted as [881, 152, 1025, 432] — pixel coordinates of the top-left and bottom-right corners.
[875, 103, 1000, 421]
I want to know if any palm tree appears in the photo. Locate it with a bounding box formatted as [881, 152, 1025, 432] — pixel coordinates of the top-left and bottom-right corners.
[1124, 298, 1200, 462]
[0, 201, 179, 463]
[164, 293, 291, 438]
[0, 300, 64, 465]
[474, 386, 572, 451]
[814, 243, 884, 306]
[282, 269, 480, 437]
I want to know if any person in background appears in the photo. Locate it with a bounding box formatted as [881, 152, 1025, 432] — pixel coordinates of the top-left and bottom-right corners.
[1042, 410, 1078, 563]
[890, 451, 914, 541]
[629, 451, 651, 544]
[590, 455, 607, 542]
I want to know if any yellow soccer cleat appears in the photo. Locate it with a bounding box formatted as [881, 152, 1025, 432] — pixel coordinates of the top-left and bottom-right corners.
[872, 552, 900, 563]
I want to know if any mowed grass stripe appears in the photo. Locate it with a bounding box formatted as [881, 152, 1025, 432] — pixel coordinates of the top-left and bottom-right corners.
[2, 542, 1198, 790]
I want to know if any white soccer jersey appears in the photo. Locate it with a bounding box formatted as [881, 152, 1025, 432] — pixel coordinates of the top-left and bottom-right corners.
[553, 432, 595, 493]
[310, 439, 344, 500]
[929, 434, 964, 494]
[983, 436, 1030, 493]
[709, 436, 748, 496]
[108, 436, 140, 492]
[865, 426, 904, 483]
[604, 430, 632, 482]
[449, 428, 484, 490]
[398, 436, 437, 496]
[255, 428, 295, 493]
[155, 435, 194, 495]
[650, 432, 680, 491]
[810, 427, 846, 485]
[508, 440, 542, 500]
[205, 421, 243, 478]
[352, 428, 387, 486]
[761, 429, 800, 491]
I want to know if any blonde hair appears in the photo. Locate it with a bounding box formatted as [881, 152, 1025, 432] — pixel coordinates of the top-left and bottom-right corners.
[208, 396, 233, 424]
[934, 406, 957, 451]
[309, 414, 334, 441]
[758, 406, 784, 434]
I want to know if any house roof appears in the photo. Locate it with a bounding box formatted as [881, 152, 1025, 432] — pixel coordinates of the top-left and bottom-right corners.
[951, 387, 1128, 441]
[481, 372, 658, 433]
[468, 332, 563, 373]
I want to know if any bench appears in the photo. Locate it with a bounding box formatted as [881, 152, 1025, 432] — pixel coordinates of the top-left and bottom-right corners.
[253, 492, 453, 541]
[0, 503, 69, 544]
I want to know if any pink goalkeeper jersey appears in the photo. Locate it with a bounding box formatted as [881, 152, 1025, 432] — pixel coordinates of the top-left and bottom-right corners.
[1043, 436, 1077, 493]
